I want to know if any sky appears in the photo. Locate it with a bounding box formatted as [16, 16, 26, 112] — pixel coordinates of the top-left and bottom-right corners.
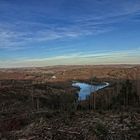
[0, 0, 140, 68]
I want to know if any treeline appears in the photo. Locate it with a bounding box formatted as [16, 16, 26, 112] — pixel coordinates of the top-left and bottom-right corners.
[1, 78, 139, 113]
[35, 79, 139, 112]
[110, 80, 139, 109]
[37, 92, 78, 112]
[30, 82, 78, 112]
[0, 82, 79, 114]
[78, 79, 140, 111]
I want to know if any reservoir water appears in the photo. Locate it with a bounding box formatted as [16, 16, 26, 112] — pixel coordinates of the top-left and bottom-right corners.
[72, 82, 109, 100]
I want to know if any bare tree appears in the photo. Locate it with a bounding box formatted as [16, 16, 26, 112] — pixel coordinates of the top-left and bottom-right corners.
[90, 69, 96, 110]
[31, 86, 34, 110]
[36, 97, 40, 111]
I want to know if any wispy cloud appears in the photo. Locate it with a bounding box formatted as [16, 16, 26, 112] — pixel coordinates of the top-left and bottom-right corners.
[0, 0, 140, 50]
[0, 22, 111, 50]
[0, 48, 139, 68]
[0, 0, 140, 68]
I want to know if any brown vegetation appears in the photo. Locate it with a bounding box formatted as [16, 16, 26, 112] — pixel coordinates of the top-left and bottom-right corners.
[0, 65, 140, 140]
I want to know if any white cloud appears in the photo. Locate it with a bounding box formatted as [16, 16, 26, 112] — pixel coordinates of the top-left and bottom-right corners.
[0, 49, 140, 68]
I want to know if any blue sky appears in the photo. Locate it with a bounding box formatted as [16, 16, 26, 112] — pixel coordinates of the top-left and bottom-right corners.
[0, 0, 140, 67]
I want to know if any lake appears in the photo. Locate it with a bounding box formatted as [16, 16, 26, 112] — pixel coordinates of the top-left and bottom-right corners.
[72, 82, 109, 100]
